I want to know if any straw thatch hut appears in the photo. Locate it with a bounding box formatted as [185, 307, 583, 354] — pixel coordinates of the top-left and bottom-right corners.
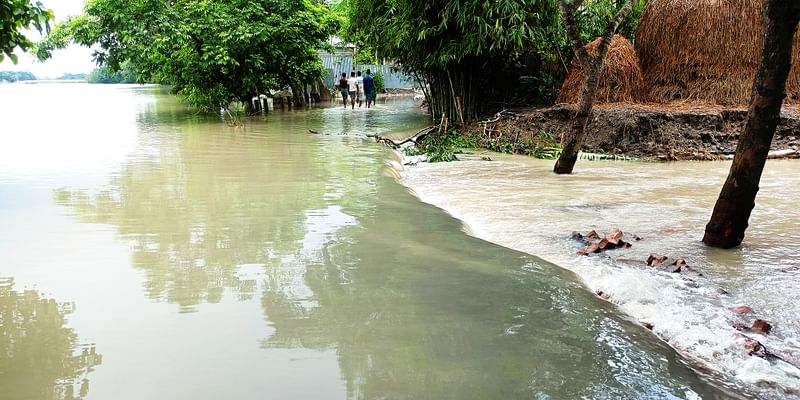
[557, 35, 644, 104]
[636, 0, 800, 104]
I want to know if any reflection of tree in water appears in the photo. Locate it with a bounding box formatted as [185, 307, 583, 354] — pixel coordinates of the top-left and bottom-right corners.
[54, 121, 382, 312]
[0, 277, 102, 400]
[260, 179, 722, 399]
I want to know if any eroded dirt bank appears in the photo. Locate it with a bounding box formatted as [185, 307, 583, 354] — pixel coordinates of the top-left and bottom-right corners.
[467, 103, 800, 160]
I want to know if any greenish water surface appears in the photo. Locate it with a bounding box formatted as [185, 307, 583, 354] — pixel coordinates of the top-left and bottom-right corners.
[0, 85, 733, 399]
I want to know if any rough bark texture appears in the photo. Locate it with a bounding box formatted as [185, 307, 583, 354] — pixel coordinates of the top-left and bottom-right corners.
[290, 81, 306, 107]
[554, 59, 604, 173]
[554, 0, 634, 174]
[703, 0, 800, 248]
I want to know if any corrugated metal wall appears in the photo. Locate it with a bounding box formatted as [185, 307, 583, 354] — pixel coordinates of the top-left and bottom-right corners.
[319, 50, 418, 89]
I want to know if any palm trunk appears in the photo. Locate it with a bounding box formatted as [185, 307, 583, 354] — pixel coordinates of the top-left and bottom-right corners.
[703, 0, 800, 248]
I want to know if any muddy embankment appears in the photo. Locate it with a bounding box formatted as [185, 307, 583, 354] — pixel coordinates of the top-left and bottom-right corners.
[472, 103, 800, 160]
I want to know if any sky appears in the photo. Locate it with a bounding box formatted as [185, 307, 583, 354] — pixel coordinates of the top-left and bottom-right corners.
[0, 0, 96, 78]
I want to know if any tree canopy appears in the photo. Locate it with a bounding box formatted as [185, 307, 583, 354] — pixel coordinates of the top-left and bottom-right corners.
[346, 0, 645, 122]
[37, 0, 336, 111]
[0, 0, 52, 63]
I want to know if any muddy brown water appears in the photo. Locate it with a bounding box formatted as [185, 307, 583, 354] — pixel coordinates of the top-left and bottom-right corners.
[0, 84, 736, 399]
[400, 153, 800, 399]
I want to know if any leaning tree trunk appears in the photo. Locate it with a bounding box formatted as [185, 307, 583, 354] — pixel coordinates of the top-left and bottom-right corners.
[553, 0, 634, 174]
[554, 58, 604, 174]
[703, 0, 800, 248]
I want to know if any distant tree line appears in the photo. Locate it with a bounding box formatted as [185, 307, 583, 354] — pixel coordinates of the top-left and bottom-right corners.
[86, 62, 137, 84]
[0, 70, 37, 82]
[56, 72, 86, 80]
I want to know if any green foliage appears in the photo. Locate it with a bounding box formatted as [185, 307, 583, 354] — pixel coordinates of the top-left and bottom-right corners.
[349, 0, 560, 68]
[372, 71, 385, 93]
[355, 46, 377, 64]
[37, 0, 336, 112]
[578, 151, 638, 161]
[420, 130, 480, 163]
[346, 0, 647, 119]
[86, 61, 137, 84]
[348, 0, 563, 121]
[0, 0, 53, 63]
[531, 146, 563, 159]
[56, 72, 86, 80]
[0, 70, 36, 81]
[575, 0, 647, 42]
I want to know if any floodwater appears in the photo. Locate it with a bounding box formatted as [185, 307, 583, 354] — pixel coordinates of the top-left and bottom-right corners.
[0, 84, 734, 399]
[400, 153, 800, 399]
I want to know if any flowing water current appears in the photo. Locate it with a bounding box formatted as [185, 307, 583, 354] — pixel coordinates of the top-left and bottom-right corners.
[0, 84, 774, 399]
[399, 146, 800, 399]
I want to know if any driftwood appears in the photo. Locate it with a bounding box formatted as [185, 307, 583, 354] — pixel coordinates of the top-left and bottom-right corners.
[479, 109, 520, 139]
[375, 126, 438, 149]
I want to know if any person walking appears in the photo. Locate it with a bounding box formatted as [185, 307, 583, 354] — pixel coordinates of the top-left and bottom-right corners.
[347, 71, 358, 109]
[338, 72, 349, 109]
[363, 69, 375, 108]
[356, 71, 364, 108]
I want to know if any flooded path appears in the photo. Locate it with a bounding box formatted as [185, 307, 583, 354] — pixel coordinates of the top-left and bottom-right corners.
[1, 84, 733, 399]
[400, 153, 800, 398]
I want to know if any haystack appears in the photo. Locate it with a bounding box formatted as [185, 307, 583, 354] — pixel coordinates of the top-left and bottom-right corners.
[636, 0, 800, 104]
[557, 35, 644, 104]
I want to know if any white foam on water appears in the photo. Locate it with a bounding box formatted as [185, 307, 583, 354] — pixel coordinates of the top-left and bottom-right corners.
[394, 154, 800, 399]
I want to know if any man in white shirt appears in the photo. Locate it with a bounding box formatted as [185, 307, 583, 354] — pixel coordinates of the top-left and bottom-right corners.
[356, 71, 364, 108]
[347, 71, 359, 109]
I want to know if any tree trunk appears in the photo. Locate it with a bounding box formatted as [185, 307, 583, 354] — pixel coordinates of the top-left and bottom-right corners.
[290, 81, 306, 107]
[703, 0, 800, 248]
[553, 0, 633, 174]
[554, 59, 603, 174]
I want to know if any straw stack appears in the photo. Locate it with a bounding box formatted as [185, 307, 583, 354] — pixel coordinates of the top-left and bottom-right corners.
[557, 35, 644, 104]
[636, 0, 800, 104]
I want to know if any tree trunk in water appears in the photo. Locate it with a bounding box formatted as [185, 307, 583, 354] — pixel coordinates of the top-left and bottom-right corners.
[553, 0, 633, 174]
[703, 0, 800, 248]
[554, 60, 602, 174]
[290, 81, 306, 107]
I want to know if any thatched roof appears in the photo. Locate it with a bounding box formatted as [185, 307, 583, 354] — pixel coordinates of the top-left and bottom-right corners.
[636, 0, 800, 104]
[557, 35, 644, 104]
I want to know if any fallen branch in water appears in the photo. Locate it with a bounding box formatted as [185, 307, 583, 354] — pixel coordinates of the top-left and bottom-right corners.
[375, 126, 437, 149]
[479, 109, 520, 139]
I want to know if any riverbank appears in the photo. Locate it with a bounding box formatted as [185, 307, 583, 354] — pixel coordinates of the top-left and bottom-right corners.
[459, 102, 800, 161]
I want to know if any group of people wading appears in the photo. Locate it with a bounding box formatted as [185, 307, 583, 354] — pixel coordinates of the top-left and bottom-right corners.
[338, 69, 376, 109]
